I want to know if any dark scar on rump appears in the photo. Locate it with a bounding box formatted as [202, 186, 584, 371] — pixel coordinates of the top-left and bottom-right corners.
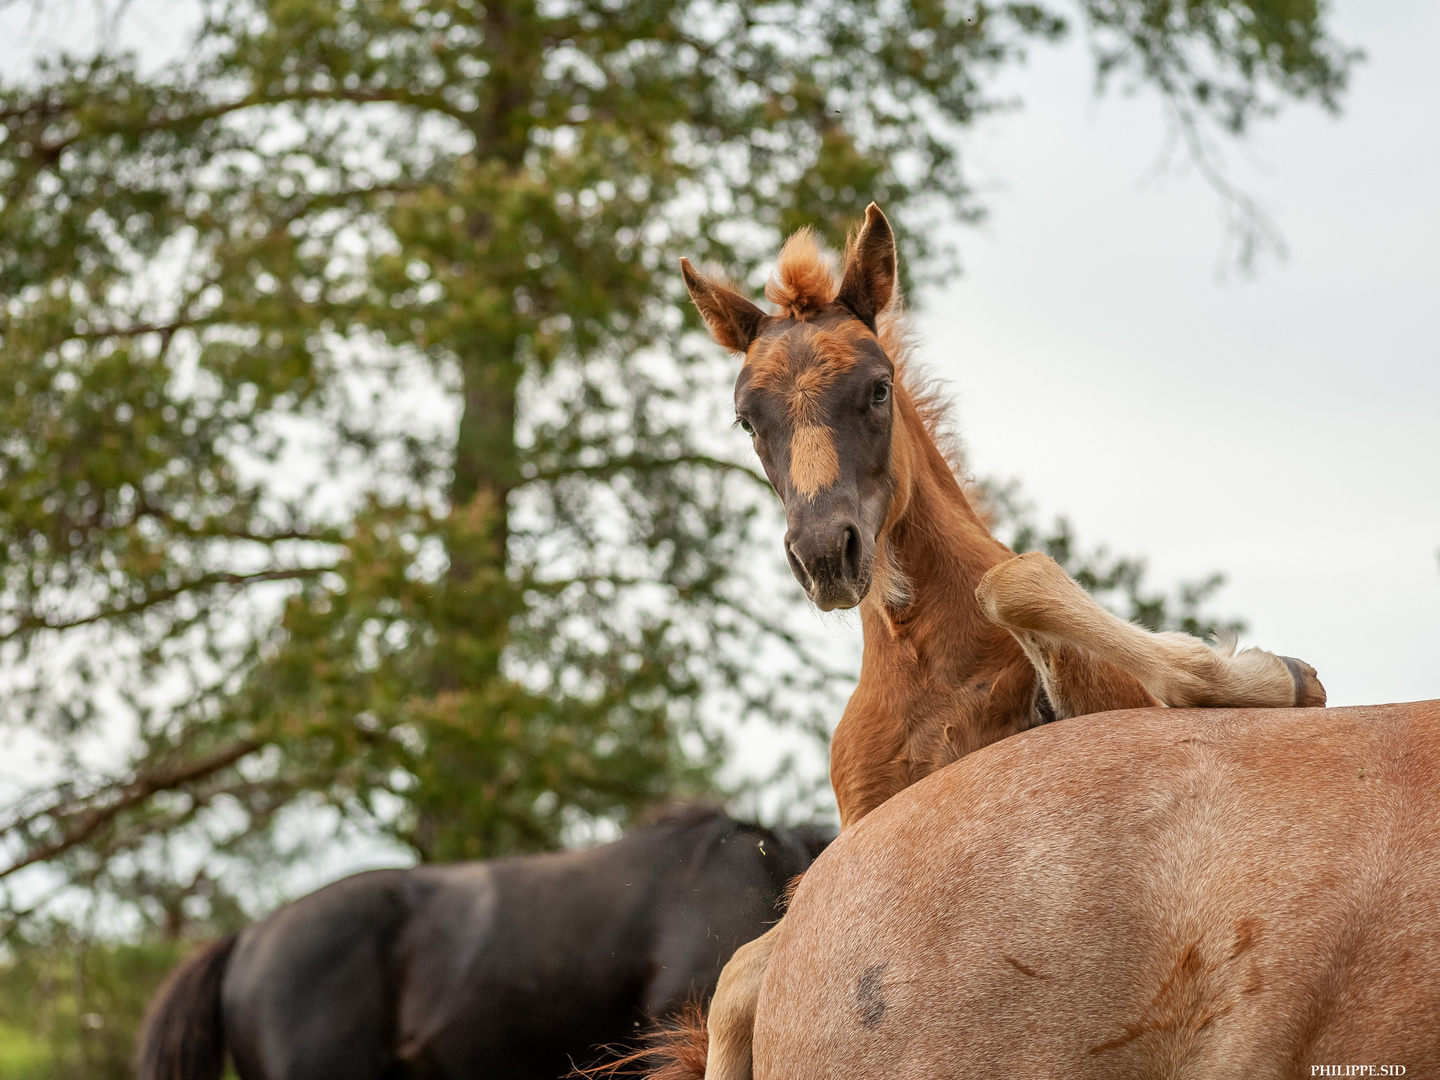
[856, 962, 889, 1029]
[1004, 953, 1047, 978]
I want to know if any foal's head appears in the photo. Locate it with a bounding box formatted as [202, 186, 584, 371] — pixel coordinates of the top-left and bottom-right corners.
[681, 204, 915, 611]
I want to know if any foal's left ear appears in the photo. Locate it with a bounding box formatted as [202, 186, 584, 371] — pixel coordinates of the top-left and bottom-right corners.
[680, 258, 767, 354]
[836, 203, 896, 328]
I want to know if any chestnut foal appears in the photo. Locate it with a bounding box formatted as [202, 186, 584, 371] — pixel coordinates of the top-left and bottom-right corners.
[665, 205, 1325, 1080]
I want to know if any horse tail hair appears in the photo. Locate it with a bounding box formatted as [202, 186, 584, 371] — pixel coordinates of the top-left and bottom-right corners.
[637, 1003, 708, 1080]
[571, 1000, 708, 1080]
[134, 934, 238, 1080]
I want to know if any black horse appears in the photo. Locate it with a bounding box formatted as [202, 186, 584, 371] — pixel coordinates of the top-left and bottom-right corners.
[136, 806, 829, 1080]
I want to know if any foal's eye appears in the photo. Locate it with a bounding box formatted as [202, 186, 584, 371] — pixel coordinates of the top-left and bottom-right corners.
[737, 416, 755, 435]
[872, 381, 891, 405]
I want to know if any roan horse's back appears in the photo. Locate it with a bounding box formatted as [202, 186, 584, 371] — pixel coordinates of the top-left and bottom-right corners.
[756, 701, 1440, 1078]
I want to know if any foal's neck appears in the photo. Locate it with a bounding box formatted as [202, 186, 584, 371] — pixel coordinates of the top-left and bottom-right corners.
[831, 398, 1035, 826]
[866, 408, 1014, 650]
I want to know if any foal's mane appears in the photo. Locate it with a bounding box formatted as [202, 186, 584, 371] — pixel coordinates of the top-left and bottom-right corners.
[765, 226, 967, 481]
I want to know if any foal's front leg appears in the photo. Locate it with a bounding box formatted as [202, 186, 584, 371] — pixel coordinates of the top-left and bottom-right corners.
[976, 552, 1325, 709]
[703, 921, 780, 1080]
[1007, 633, 1161, 721]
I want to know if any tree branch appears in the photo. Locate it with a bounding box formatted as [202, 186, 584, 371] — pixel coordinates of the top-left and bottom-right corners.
[0, 566, 330, 643]
[523, 453, 772, 492]
[0, 739, 261, 879]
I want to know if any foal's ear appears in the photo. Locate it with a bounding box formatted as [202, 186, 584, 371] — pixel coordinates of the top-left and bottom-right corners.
[680, 258, 767, 354]
[836, 203, 896, 328]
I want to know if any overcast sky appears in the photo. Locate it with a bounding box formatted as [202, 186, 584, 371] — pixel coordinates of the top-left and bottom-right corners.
[912, 0, 1440, 710]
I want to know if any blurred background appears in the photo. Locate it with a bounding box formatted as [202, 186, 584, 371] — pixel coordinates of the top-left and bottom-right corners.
[0, 0, 1434, 1074]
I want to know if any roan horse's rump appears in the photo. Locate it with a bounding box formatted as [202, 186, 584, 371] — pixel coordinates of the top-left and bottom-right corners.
[758, 701, 1440, 1076]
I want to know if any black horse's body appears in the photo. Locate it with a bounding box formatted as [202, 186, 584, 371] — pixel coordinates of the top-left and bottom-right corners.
[138, 807, 827, 1080]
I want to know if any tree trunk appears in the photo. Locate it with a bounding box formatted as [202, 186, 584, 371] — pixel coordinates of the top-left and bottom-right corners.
[450, 344, 521, 566]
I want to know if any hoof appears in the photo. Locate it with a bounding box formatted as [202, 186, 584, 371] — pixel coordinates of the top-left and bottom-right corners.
[1280, 656, 1327, 708]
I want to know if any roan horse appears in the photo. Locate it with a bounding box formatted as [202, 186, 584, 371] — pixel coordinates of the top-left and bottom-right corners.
[136, 806, 828, 1080]
[646, 205, 1391, 1079]
[761, 700, 1440, 1075]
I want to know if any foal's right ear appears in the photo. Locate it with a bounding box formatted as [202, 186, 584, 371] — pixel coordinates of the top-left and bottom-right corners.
[835, 203, 896, 329]
[680, 258, 767, 354]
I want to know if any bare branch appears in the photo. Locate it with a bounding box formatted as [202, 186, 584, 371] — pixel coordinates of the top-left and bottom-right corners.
[0, 566, 329, 643]
[524, 453, 772, 492]
[0, 739, 261, 879]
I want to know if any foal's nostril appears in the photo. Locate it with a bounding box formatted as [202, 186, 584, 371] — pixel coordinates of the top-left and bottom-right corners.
[786, 541, 814, 592]
[842, 525, 861, 580]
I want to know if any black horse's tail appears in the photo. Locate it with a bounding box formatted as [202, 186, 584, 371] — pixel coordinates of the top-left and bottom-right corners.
[134, 935, 238, 1080]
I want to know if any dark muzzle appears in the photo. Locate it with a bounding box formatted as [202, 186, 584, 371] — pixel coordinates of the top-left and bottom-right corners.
[784, 520, 869, 610]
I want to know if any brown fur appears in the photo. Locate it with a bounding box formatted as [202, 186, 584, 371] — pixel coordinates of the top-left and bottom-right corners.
[976, 550, 1323, 711]
[739, 335, 792, 392]
[763, 228, 838, 318]
[574, 1001, 710, 1080]
[836, 206, 899, 326]
[788, 424, 840, 498]
[695, 208, 1323, 826]
[748, 324, 879, 500]
[756, 702, 1440, 1076]
[680, 260, 766, 354]
[745, 328, 866, 408]
[829, 365, 1048, 824]
[706, 926, 779, 1080]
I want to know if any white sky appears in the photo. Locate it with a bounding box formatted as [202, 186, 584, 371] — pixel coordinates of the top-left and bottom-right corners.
[910, 0, 1440, 709]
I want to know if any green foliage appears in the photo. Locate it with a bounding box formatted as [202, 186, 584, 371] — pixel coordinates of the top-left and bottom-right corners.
[0, 0, 1349, 961]
[0, 935, 192, 1080]
[1082, 0, 1355, 130]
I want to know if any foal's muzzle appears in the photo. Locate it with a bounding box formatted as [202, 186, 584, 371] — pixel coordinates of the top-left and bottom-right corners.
[785, 519, 870, 611]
